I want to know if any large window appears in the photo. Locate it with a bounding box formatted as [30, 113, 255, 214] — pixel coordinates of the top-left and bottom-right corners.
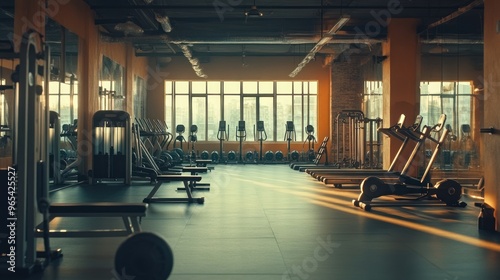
[420, 81, 472, 135]
[49, 78, 78, 126]
[165, 80, 318, 142]
[363, 81, 383, 119]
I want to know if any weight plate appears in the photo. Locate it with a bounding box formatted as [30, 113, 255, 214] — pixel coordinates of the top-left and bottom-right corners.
[115, 232, 173, 280]
[435, 179, 462, 204]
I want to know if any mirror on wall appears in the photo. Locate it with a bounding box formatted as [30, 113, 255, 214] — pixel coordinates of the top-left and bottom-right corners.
[99, 56, 125, 111]
[45, 18, 79, 127]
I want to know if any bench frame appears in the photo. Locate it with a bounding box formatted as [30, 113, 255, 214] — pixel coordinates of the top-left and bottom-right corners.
[144, 175, 205, 204]
[35, 203, 148, 238]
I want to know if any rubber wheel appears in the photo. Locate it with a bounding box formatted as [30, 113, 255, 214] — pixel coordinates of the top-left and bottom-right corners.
[435, 179, 462, 205]
[359, 176, 386, 200]
[115, 232, 173, 280]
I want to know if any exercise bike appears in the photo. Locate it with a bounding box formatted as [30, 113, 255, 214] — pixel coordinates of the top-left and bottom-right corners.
[353, 114, 467, 211]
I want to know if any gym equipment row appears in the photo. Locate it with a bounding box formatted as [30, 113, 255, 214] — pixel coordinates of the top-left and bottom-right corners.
[289, 136, 329, 171]
[0, 31, 173, 279]
[305, 114, 420, 185]
[353, 114, 467, 210]
[212, 120, 306, 164]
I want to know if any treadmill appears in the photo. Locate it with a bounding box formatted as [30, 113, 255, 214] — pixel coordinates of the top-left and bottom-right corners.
[307, 114, 425, 187]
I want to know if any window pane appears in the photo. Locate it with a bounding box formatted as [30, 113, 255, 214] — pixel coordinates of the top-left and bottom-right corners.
[259, 81, 273, 94]
[309, 81, 318, 94]
[59, 95, 71, 125]
[49, 81, 59, 95]
[49, 95, 59, 113]
[192, 81, 206, 94]
[224, 81, 240, 94]
[293, 81, 302, 94]
[175, 95, 189, 129]
[207, 81, 220, 94]
[165, 81, 173, 94]
[165, 94, 172, 129]
[60, 82, 71, 93]
[72, 94, 78, 123]
[277, 81, 292, 94]
[294, 95, 303, 141]
[309, 95, 317, 136]
[192, 97, 206, 141]
[207, 95, 220, 141]
[223, 95, 240, 138]
[243, 97, 256, 141]
[259, 97, 274, 141]
[175, 81, 189, 94]
[277, 95, 293, 140]
[243, 81, 257, 94]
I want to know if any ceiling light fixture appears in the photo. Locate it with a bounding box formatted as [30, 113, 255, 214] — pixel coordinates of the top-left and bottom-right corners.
[289, 16, 350, 77]
[245, 0, 263, 18]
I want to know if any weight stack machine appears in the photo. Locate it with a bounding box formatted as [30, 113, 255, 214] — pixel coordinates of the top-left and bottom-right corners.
[91, 110, 131, 185]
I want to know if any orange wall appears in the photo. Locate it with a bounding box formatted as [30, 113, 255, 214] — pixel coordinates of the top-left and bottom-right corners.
[12, 0, 150, 175]
[146, 55, 331, 156]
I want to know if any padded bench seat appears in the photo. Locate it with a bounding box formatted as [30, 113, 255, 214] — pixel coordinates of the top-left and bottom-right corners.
[35, 202, 148, 238]
[48, 202, 148, 215]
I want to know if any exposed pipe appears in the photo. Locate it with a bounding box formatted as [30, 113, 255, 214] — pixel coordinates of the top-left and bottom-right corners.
[421, 0, 484, 33]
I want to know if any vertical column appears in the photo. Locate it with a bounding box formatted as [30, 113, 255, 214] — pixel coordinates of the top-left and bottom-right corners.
[331, 56, 364, 165]
[482, 0, 500, 231]
[77, 12, 100, 180]
[382, 18, 420, 172]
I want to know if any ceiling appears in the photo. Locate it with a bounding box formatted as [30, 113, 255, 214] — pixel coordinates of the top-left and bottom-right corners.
[84, 0, 484, 59]
[0, 0, 485, 61]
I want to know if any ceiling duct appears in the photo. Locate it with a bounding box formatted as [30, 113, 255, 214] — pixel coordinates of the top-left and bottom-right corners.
[178, 44, 207, 78]
[114, 20, 144, 36]
[155, 13, 172, 33]
[289, 16, 350, 77]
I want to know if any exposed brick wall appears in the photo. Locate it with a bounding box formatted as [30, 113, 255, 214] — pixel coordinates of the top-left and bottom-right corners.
[330, 56, 365, 166]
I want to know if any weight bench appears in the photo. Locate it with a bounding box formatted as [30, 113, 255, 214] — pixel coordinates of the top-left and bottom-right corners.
[177, 166, 210, 191]
[195, 159, 214, 171]
[35, 202, 148, 238]
[144, 175, 205, 204]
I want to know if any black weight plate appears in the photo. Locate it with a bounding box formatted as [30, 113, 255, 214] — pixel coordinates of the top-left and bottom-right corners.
[115, 232, 174, 280]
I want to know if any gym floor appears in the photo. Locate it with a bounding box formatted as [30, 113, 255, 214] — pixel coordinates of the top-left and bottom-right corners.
[25, 165, 500, 280]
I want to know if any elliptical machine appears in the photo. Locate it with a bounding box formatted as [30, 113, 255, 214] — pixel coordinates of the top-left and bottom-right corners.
[235, 121, 246, 163]
[215, 120, 228, 163]
[284, 121, 296, 161]
[256, 120, 267, 162]
[353, 114, 466, 211]
[303, 124, 317, 162]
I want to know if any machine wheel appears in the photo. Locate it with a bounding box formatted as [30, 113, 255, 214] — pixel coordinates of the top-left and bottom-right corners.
[114, 232, 173, 280]
[359, 176, 386, 201]
[200, 150, 209, 160]
[227, 150, 236, 161]
[435, 179, 462, 205]
[211, 151, 219, 162]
